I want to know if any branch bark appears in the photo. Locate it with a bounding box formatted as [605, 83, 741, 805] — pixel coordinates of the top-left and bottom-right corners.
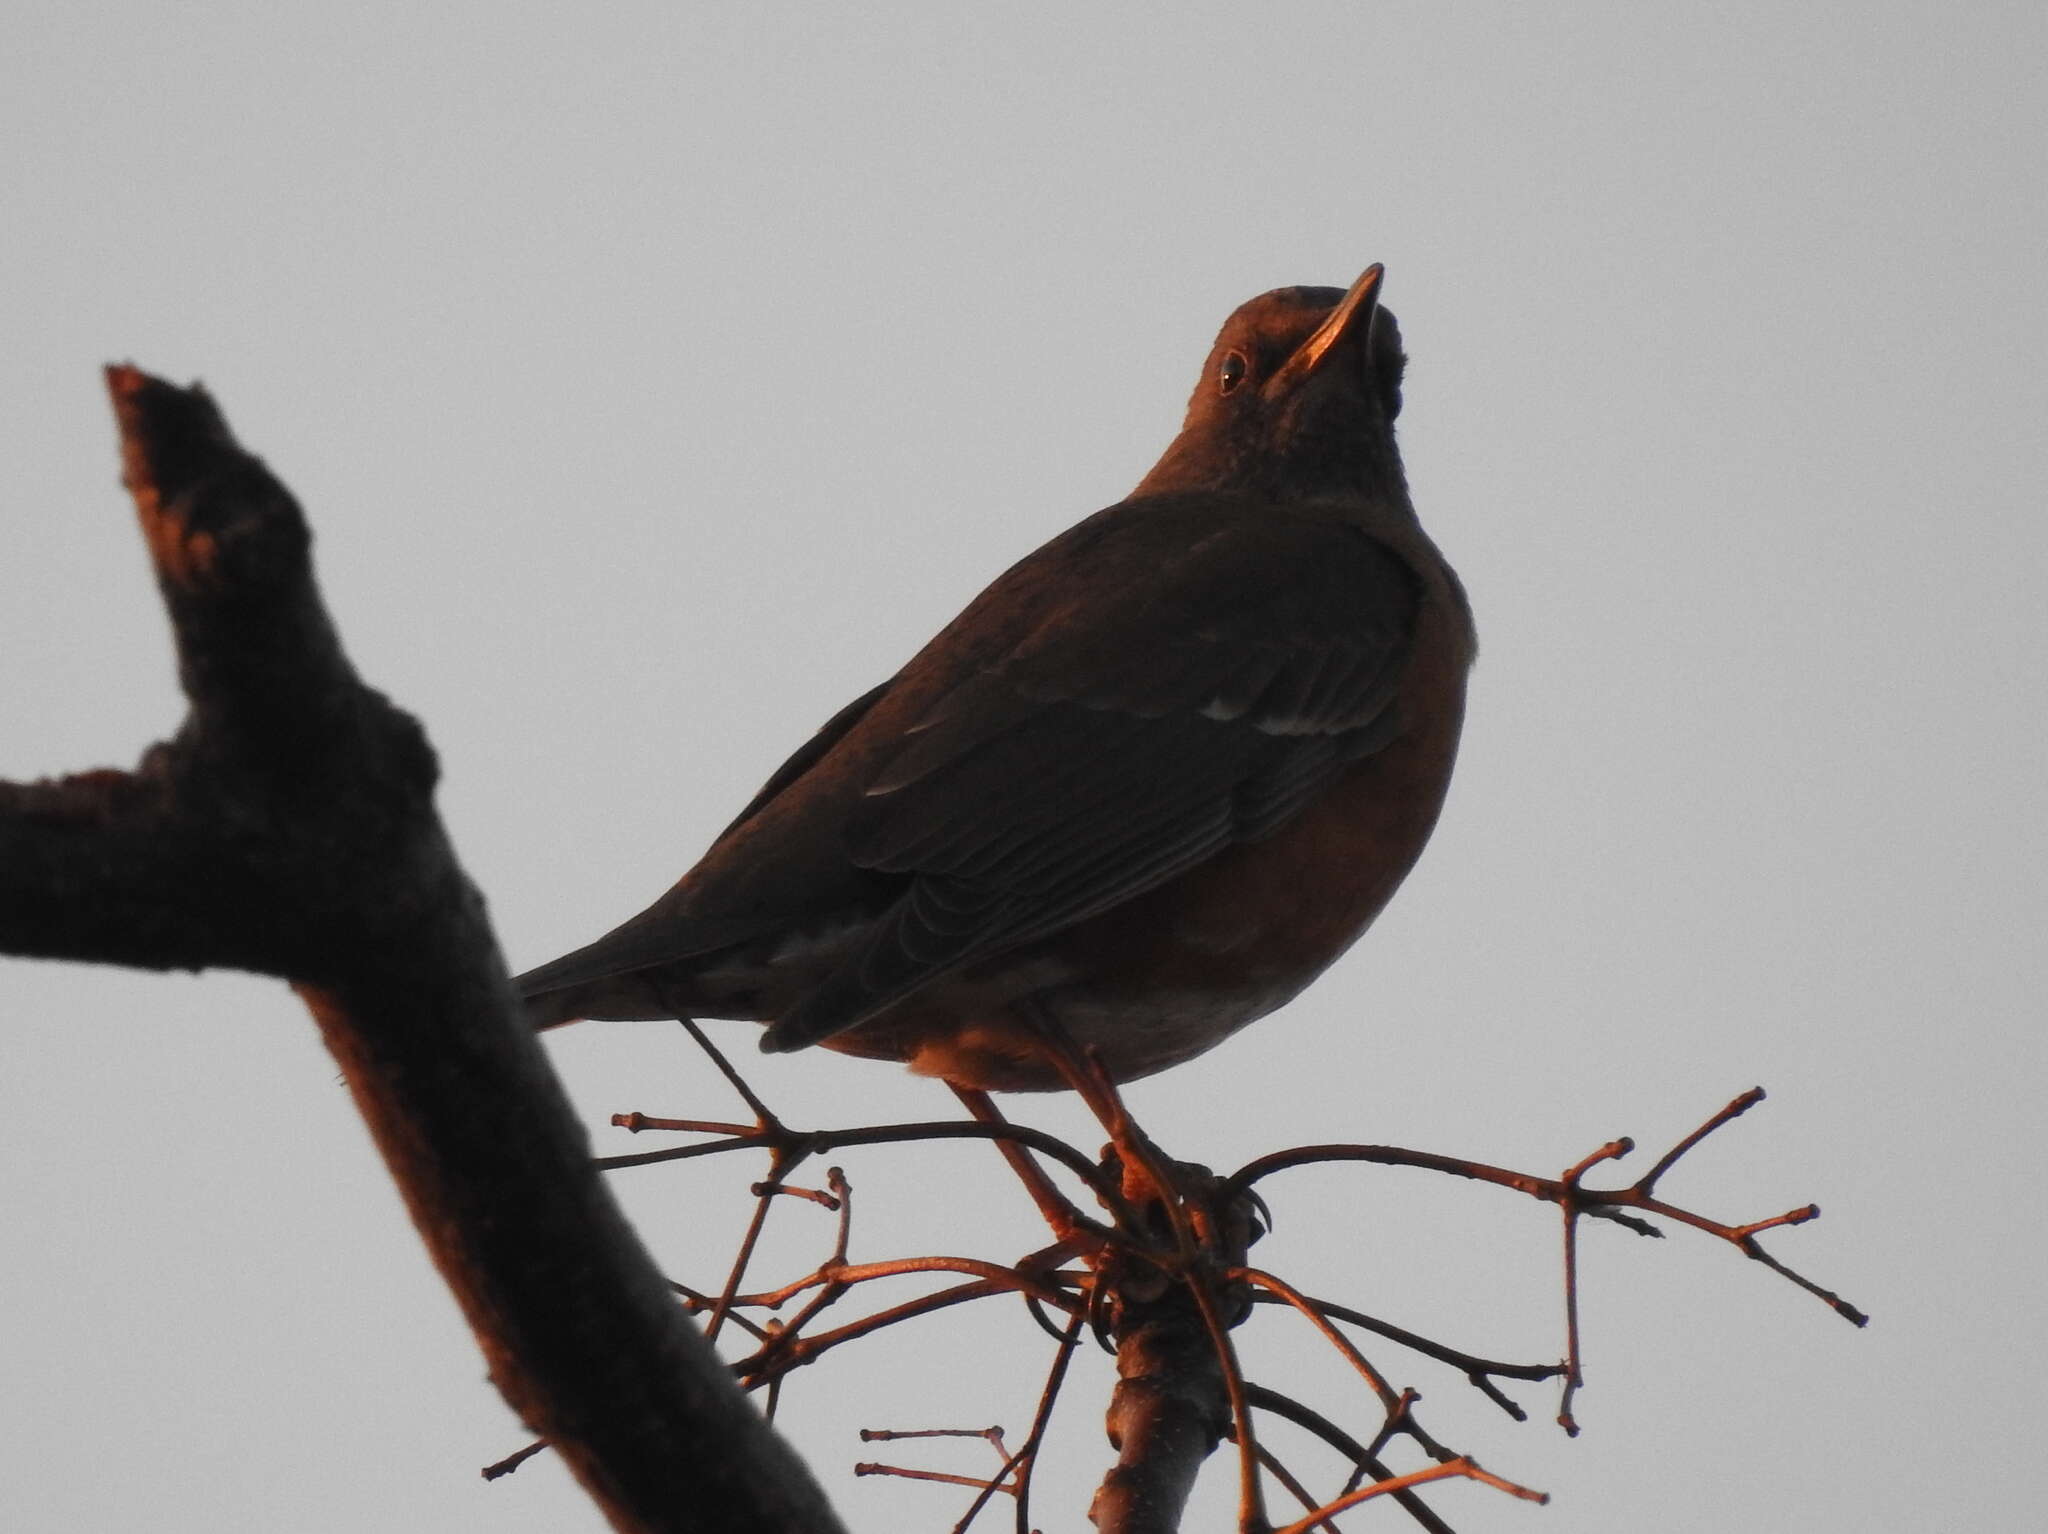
[1088, 1272, 1231, 1534]
[0, 368, 847, 1534]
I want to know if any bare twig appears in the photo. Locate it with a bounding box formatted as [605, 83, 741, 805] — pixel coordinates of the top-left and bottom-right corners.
[1250, 1438, 1343, 1534]
[1245, 1291, 1560, 1415]
[854, 1464, 1006, 1493]
[601, 1115, 1134, 1226]
[708, 1157, 788, 1344]
[1002, 1309, 1084, 1534]
[1635, 1087, 1765, 1193]
[675, 1013, 784, 1129]
[1268, 1458, 1548, 1534]
[1238, 1268, 1401, 1414]
[1243, 1385, 1457, 1534]
[1555, 1136, 1631, 1434]
[1187, 1273, 1267, 1533]
[735, 1278, 1047, 1386]
[714, 1255, 1081, 1315]
[1225, 1099, 1864, 1329]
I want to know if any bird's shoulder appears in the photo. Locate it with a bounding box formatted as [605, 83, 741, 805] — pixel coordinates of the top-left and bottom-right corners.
[923, 490, 1440, 710]
[980, 488, 1431, 612]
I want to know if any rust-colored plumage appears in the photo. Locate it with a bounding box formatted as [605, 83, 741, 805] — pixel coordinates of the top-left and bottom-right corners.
[518, 267, 1473, 1090]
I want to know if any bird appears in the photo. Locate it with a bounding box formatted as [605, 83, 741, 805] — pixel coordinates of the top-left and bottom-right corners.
[517, 265, 1473, 1093]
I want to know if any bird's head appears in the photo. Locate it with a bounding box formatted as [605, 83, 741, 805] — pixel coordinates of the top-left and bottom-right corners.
[1135, 265, 1408, 502]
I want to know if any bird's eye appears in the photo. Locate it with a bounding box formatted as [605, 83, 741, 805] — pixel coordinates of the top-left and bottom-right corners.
[1217, 351, 1248, 395]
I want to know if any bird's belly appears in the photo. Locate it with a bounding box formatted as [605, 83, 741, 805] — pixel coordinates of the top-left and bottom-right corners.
[832, 706, 1463, 1091]
[806, 591, 1467, 1092]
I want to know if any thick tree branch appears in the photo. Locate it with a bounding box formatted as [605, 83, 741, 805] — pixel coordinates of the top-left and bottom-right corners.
[0, 369, 846, 1534]
[1087, 1272, 1232, 1534]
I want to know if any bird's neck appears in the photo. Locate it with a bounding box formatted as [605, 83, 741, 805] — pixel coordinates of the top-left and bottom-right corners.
[1132, 436, 1411, 509]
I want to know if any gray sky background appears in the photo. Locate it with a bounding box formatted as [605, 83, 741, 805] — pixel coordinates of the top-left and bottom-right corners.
[4, 4, 2043, 1531]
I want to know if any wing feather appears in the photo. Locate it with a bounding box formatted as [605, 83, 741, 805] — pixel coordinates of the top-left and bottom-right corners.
[764, 507, 1424, 1050]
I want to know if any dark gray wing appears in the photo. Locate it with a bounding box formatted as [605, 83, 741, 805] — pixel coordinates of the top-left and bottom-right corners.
[763, 512, 1420, 1050]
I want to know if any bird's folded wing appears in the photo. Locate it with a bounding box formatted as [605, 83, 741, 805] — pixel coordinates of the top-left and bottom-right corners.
[764, 512, 1421, 1049]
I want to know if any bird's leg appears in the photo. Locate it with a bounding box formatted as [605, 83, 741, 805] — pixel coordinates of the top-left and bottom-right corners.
[950, 1084, 1093, 1248]
[1017, 1011, 1202, 1263]
[1015, 1019, 1274, 1533]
